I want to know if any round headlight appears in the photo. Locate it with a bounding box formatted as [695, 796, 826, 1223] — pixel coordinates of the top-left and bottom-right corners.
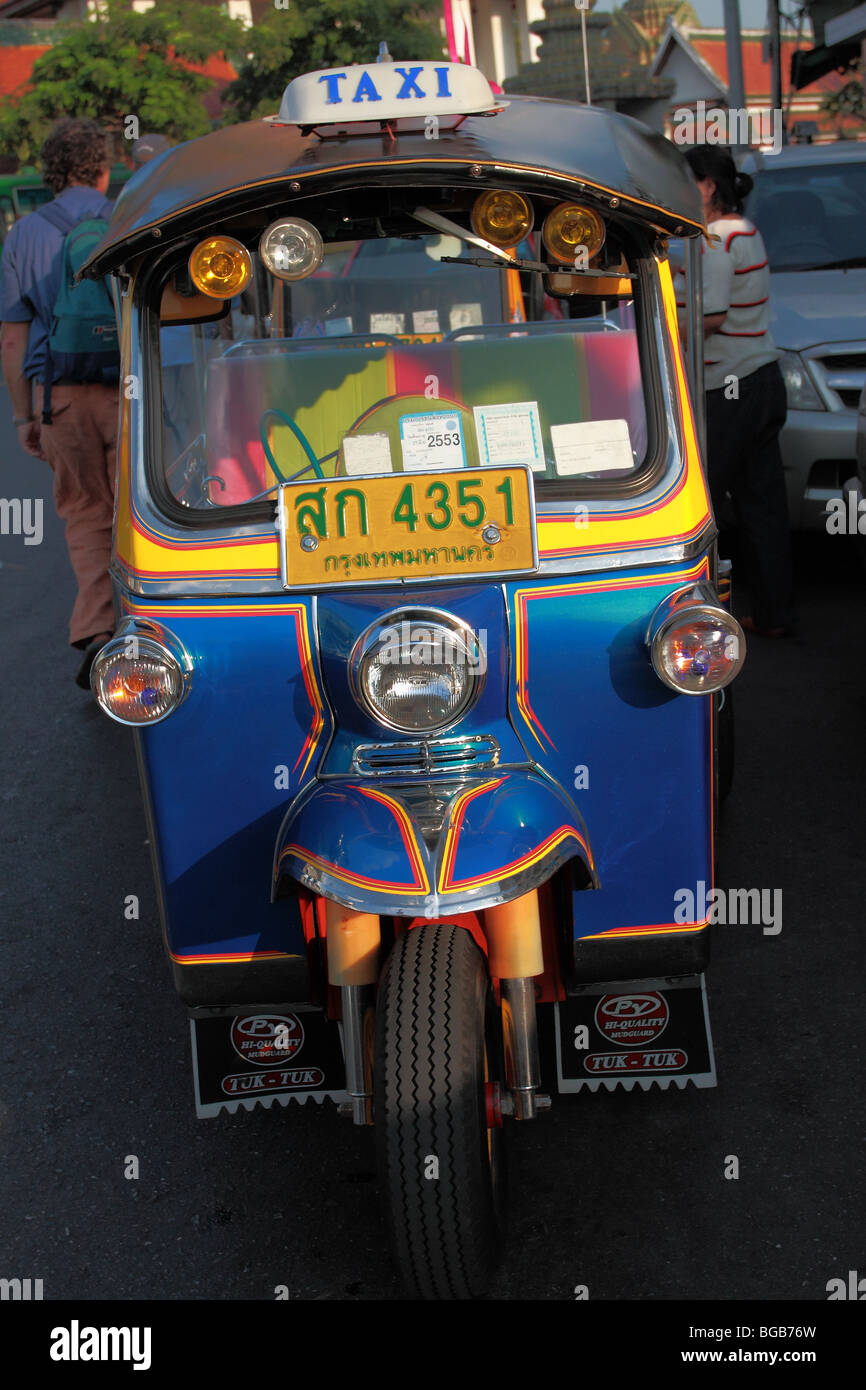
[188, 236, 252, 298]
[260, 218, 323, 281]
[542, 202, 605, 265]
[91, 630, 190, 725]
[471, 190, 533, 249]
[350, 609, 485, 733]
[651, 607, 745, 695]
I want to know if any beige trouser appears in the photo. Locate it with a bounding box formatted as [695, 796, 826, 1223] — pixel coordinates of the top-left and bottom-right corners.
[35, 381, 119, 648]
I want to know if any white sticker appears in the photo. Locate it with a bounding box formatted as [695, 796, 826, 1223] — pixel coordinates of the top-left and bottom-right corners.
[342, 432, 393, 476]
[449, 302, 483, 331]
[550, 419, 633, 475]
[324, 316, 353, 337]
[399, 411, 467, 472]
[370, 312, 405, 334]
[473, 401, 544, 472]
[413, 308, 440, 333]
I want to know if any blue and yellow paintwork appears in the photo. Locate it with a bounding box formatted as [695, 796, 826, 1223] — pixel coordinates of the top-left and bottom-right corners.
[114, 254, 718, 1000]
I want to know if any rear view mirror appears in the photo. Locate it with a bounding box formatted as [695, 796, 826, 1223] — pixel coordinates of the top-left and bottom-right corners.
[160, 282, 229, 324]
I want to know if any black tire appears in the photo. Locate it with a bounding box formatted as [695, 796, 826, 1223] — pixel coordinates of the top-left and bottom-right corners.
[374, 924, 506, 1300]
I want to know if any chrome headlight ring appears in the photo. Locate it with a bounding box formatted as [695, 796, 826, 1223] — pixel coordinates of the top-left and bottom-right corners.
[348, 606, 486, 734]
[90, 617, 193, 726]
[646, 583, 746, 695]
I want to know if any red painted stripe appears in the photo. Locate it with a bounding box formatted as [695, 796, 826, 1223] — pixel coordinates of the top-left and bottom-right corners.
[357, 786, 428, 890]
[444, 824, 589, 892]
[441, 779, 504, 886]
[280, 843, 422, 893]
[725, 228, 756, 252]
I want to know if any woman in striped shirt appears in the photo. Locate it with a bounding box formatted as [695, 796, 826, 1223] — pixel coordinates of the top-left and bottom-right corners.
[684, 145, 795, 637]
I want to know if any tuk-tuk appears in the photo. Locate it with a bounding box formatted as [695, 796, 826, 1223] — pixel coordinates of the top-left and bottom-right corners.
[84, 56, 744, 1300]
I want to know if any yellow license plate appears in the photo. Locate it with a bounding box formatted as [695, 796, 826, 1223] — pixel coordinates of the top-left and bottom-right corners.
[278, 466, 538, 589]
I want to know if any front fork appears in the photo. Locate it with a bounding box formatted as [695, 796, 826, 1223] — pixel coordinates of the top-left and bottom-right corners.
[326, 890, 548, 1126]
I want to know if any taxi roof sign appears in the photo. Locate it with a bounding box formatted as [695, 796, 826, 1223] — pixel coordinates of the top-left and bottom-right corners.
[274, 61, 504, 127]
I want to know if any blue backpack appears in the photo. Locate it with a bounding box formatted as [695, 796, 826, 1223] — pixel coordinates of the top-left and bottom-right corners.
[36, 201, 119, 422]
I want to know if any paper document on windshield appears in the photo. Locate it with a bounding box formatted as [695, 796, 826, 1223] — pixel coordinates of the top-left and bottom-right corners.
[370, 313, 405, 334]
[399, 411, 467, 471]
[550, 419, 633, 475]
[449, 303, 483, 331]
[343, 433, 392, 475]
[473, 401, 544, 473]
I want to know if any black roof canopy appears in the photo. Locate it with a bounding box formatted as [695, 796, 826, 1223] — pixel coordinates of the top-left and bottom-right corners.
[84, 94, 704, 277]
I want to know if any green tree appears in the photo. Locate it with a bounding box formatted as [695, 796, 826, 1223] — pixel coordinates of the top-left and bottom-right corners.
[224, 0, 446, 123]
[0, 0, 245, 166]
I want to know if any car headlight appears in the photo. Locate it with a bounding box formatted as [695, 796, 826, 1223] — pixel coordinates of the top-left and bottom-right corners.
[91, 620, 192, 725]
[349, 609, 485, 733]
[647, 585, 745, 695]
[778, 350, 823, 411]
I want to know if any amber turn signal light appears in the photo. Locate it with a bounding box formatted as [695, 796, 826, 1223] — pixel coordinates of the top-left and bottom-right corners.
[542, 202, 605, 265]
[189, 236, 252, 299]
[471, 190, 533, 249]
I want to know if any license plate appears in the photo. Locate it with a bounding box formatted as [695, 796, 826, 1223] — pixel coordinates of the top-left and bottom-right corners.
[277, 465, 537, 589]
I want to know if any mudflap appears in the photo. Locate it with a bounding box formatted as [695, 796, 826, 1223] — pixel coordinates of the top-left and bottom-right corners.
[554, 975, 716, 1093]
[190, 1006, 349, 1118]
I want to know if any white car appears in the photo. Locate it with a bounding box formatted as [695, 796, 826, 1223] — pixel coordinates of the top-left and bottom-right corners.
[742, 144, 866, 530]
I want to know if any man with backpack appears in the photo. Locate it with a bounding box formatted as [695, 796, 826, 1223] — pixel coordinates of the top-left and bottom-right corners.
[0, 117, 119, 688]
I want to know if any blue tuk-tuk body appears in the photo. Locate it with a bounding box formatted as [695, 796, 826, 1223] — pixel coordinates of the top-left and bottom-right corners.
[86, 59, 739, 1299]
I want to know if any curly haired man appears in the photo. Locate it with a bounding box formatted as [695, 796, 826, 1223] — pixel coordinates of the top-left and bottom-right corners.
[0, 118, 118, 687]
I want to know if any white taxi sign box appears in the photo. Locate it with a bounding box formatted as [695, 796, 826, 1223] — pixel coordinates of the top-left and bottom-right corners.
[274, 61, 504, 128]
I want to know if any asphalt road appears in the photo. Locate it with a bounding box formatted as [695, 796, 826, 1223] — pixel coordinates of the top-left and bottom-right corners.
[1, 384, 864, 1303]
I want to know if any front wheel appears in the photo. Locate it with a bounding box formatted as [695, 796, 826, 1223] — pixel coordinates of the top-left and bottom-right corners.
[374, 924, 506, 1300]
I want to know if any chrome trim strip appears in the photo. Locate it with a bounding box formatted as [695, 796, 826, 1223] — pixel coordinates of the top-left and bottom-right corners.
[802, 340, 866, 414]
[114, 525, 716, 597]
[277, 485, 288, 589]
[351, 734, 501, 777]
[282, 833, 587, 917]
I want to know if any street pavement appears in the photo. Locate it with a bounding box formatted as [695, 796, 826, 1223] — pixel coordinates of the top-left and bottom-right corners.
[1, 383, 864, 1301]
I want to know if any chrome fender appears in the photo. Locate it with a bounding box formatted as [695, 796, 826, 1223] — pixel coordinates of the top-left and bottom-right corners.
[272, 770, 595, 916]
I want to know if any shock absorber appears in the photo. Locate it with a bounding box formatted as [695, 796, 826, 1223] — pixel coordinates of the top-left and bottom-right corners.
[484, 889, 549, 1119]
[325, 900, 380, 1125]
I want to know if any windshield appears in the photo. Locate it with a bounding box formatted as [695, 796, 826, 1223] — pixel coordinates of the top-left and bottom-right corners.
[745, 161, 866, 271]
[157, 234, 647, 511]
